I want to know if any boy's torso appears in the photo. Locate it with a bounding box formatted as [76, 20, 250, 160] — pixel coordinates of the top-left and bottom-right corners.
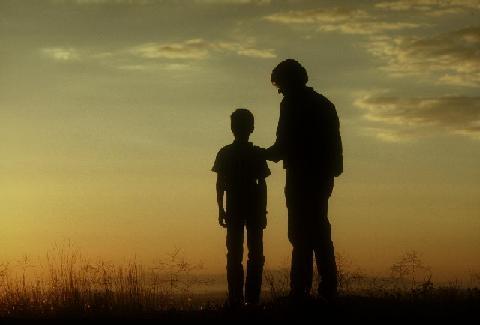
[213, 141, 270, 222]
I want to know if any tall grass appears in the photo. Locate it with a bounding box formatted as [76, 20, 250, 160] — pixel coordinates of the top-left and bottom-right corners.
[1, 246, 479, 318]
[264, 252, 480, 301]
[0, 243, 210, 317]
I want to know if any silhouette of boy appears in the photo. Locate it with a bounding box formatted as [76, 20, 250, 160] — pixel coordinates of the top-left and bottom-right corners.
[212, 108, 270, 307]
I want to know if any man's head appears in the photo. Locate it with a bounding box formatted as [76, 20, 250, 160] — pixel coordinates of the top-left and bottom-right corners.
[231, 108, 254, 141]
[271, 59, 308, 94]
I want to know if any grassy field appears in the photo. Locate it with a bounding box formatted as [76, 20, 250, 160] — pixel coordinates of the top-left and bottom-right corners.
[1, 245, 479, 323]
[1, 292, 478, 324]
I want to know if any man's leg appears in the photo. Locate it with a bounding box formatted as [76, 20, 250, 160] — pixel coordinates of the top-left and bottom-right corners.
[245, 226, 264, 304]
[290, 240, 313, 298]
[286, 171, 313, 299]
[226, 223, 244, 306]
[313, 196, 337, 300]
[288, 210, 314, 298]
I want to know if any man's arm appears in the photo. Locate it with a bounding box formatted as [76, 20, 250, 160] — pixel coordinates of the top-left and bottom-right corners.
[216, 174, 227, 228]
[265, 142, 282, 163]
[265, 101, 286, 163]
[330, 104, 343, 177]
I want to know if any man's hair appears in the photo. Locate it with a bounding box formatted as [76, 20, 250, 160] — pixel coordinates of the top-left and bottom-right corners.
[271, 59, 308, 88]
[231, 108, 254, 136]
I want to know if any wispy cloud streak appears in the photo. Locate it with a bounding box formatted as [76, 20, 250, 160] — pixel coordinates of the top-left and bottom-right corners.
[264, 7, 420, 34]
[375, 0, 480, 16]
[367, 26, 480, 87]
[355, 94, 480, 141]
[40, 38, 276, 71]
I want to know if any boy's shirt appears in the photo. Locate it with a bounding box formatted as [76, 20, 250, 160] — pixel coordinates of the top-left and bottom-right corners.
[212, 140, 270, 224]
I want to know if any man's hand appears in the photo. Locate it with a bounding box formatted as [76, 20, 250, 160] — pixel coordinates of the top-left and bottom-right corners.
[262, 146, 281, 163]
[218, 208, 228, 228]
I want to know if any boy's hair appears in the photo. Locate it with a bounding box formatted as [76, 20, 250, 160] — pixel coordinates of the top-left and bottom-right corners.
[231, 108, 254, 137]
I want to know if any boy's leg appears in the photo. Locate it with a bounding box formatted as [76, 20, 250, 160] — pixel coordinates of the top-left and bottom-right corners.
[226, 222, 244, 306]
[245, 225, 264, 304]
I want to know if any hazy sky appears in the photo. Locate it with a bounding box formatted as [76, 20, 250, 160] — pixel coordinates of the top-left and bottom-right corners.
[1, 0, 479, 280]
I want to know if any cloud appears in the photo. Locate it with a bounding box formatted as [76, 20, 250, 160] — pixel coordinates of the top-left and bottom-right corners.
[130, 39, 277, 60]
[214, 42, 276, 58]
[264, 7, 420, 34]
[131, 39, 210, 60]
[264, 5, 478, 86]
[41, 39, 276, 71]
[116, 63, 191, 71]
[265, 7, 370, 24]
[355, 95, 480, 141]
[194, 0, 270, 4]
[367, 26, 480, 87]
[361, 127, 419, 143]
[235, 47, 276, 58]
[375, 0, 480, 16]
[51, 0, 152, 4]
[52, 0, 271, 4]
[42, 47, 80, 61]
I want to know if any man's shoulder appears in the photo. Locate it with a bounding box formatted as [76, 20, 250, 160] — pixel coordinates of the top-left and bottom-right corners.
[309, 90, 338, 119]
[309, 88, 334, 106]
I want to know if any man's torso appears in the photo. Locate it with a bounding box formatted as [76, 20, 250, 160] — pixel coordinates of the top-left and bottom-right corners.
[279, 87, 340, 180]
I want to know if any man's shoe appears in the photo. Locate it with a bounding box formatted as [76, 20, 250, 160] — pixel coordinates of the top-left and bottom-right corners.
[318, 289, 337, 304]
[288, 290, 313, 309]
[224, 297, 244, 310]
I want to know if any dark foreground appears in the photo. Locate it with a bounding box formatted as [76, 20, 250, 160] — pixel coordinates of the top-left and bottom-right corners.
[2, 294, 479, 324]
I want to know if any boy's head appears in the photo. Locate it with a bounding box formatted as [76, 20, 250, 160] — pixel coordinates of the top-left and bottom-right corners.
[230, 108, 254, 141]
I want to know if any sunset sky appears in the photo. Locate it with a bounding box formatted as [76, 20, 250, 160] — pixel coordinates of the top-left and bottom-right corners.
[1, 0, 479, 281]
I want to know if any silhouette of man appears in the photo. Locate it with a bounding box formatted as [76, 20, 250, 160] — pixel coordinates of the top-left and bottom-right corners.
[212, 108, 271, 307]
[265, 59, 343, 302]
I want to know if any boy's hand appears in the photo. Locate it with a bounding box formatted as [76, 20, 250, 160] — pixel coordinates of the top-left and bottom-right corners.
[218, 208, 228, 228]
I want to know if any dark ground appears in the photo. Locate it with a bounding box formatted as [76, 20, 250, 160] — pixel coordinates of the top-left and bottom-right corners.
[2, 294, 479, 324]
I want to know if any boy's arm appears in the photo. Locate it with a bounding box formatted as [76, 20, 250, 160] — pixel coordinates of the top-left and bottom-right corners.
[258, 177, 268, 228]
[216, 174, 227, 228]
